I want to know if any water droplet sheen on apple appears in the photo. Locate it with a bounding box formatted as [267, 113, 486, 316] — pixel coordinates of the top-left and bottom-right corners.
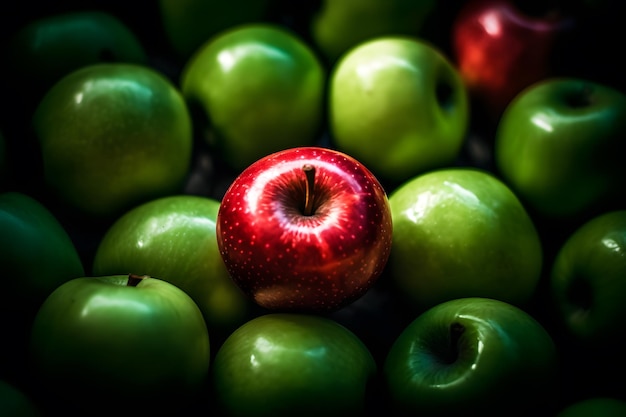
[217, 146, 393, 312]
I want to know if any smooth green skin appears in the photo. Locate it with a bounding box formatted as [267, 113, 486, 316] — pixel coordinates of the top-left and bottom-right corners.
[388, 168, 543, 312]
[384, 297, 559, 417]
[33, 63, 193, 218]
[495, 77, 626, 219]
[329, 37, 469, 184]
[29, 275, 210, 416]
[92, 194, 252, 334]
[0, 191, 84, 314]
[310, 0, 436, 63]
[556, 397, 626, 417]
[159, 0, 271, 58]
[212, 313, 377, 417]
[0, 379, 42, 417]
[181, 23, 325, 172]
[550, 210, 626, 344]
[4, 11, 147, 109]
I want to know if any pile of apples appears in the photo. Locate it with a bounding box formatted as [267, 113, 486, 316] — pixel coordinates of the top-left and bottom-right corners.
[1, 0, 625, 416]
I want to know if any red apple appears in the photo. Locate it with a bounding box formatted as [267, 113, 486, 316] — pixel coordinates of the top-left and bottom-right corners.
[451, 0, 574, 121]
[216, 146, 393, 313]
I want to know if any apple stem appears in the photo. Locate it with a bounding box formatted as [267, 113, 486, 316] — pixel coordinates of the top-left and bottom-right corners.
[127, 274, 147, 287]
[445, 322, 465, 364]
[302, 164, 316, 216]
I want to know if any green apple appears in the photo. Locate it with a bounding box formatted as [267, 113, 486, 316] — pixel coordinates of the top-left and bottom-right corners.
[212, 313, 376, 417]
[3, 10, 147, 113]
[550, 210, 626, 346]
[180, 23, 325, 172]
[29, 274, 210, 416]
[329, 36, 469, 185]
[0, 191, 85, 315]
[0, 379, 42, 417]
[383, 297, 559, 416]
[92, 194, 253, 336]
[388, 167, 543, 312]
[310, 0, 437, 63]
[158, 0, 271, 58]
[556, 397, 626, 417]
[33, 63, 193, 219]
[495, 77, 626, 220]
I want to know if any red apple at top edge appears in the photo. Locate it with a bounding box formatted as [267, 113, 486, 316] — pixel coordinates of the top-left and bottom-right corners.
[216, 146, 393, 313]
[451, 0, 574, 122]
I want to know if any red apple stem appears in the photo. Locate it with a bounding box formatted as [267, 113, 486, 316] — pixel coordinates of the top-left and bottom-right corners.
[127, 274, 147, 287]
[302, 164, 316, 216]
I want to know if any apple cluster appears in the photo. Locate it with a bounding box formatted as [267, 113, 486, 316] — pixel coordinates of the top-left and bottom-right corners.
[1, 1, 625, 416]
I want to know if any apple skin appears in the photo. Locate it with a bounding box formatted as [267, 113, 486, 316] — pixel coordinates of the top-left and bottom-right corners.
[180, 23, 325, 173]
[158, 0, 271, 58]
[494, 77, 626, 220]
[329, 36, 469, 185]
[0, 191, 85, 315]
[33, 63, 193, 219]
[3, 10, 147, 114]
[216, 146, 393, 313]
[309, 0, 437, 64]
[212, 313, 377, 417]
[556, 397, 626, 417]
[451, 0, 574, 120]
[92, 194, 253, 335]
[0, 379, 42, 417]
[388, 167, 543, 312]
[550, 210, 626, 347]
[383, 297, 560, 417]
[28, 274, 211, 416]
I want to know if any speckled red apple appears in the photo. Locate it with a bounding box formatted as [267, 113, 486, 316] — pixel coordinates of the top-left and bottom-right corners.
[216, 146, 393, 312]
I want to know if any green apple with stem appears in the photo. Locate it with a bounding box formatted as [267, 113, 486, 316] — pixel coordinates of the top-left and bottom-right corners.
[550, 210, 626, 348]
[180, 23, 325, 173]
[92, 194, 253, 336]
[388, 167, 543, 312]
[383, 297, 560, 417]
[158, 0, 271, 59]
[33, 63, 193, 219]
[495, 77, 626, 220]
[329, 36, 469, 185]
[212, 313, 377, 417]
[29, 274, 211, 417]
[2, 10, 147, 115]
[309, 0, 437, 64]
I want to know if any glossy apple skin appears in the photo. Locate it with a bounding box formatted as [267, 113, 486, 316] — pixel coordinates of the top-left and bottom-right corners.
[29, 275, 211, 416]
[216, 146, 393, 312]
[212, 313, 377, 417]
[388, 168, 542, 312]
[452, 0, 573, 119]
[384, 297, 559, 416]
[310, 0, 436, 63]
[495, 77, 626, 220]
[181, 24, 325, 172]
[550, 210, 626, 346]
[329, 36, 469, 185]
[33, 63, 193, 219]
[0, 191, 85, 314]
[556, 397, 626, 417]
[92, 195, 252, 335]
[158, 0, 271, 58]
[3, 11, 147, 113]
